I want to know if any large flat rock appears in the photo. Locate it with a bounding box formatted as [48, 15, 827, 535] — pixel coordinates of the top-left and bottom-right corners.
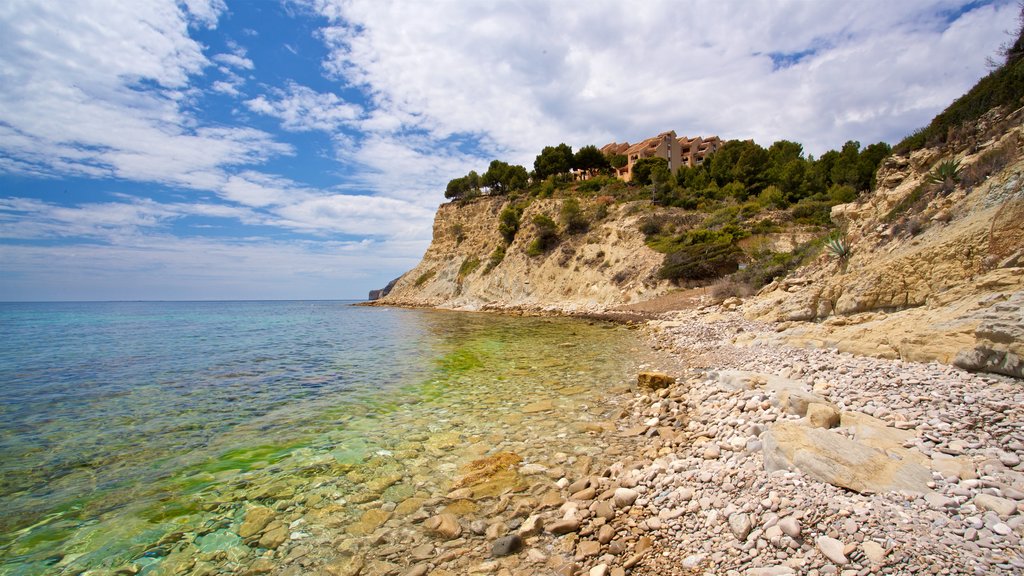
[762, 421, 933, 494]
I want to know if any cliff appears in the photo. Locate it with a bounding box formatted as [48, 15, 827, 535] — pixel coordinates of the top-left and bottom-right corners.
[743, 106, 1024, 377]
[378, 197, 672, 313]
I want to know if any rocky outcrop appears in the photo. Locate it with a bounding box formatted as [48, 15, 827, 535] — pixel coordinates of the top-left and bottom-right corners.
[762, 420, 933, 494]
[377, 197, 671, 312]
[744, 111, 1024, 377]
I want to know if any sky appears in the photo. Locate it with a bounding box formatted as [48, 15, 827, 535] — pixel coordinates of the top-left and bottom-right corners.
[0, 0, 1018, 301]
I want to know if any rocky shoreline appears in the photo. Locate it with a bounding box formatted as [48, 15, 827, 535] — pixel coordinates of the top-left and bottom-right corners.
[131, 302, 1023, 576]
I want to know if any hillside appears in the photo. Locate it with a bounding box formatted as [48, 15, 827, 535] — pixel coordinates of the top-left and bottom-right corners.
[744, 105, 1024, 378]
[376, 196, 670, 313]
[379, 39, 1024, 379]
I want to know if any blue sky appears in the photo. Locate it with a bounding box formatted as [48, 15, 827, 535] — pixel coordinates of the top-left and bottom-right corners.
[0, 0, 1017, 301]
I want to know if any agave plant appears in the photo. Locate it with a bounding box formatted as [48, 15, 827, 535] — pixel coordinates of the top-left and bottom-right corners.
[824, 233, 851, 260]
[926, 158, 962, 193]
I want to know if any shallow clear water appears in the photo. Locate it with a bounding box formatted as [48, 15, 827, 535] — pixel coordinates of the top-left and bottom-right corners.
[0, 301, 652, 575]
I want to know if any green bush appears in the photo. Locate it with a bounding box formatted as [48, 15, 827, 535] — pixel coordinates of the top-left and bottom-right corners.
[526, 214, 559, 256]
[458, 257, 480, 278]
[483, 245, 505, 273]
[414, 270, 436, 286]
[824, 233, 851, 260]
[498, 205, 523, 243]
[827, 184, 857, 204]
[560, 198, 588, 234]
[758, 185, 787, 209]
[658, 239, 742, 282]
[791, 200, 834, 226]
[961, 142, 1018, 189]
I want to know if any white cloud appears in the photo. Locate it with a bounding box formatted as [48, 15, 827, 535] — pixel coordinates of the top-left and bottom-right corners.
[213, 52, 255, 70]
[0, 0, 288, 188]
[310, 0, 1016, 158]
[275, 193, 435, 237]
[245, 82, 363, 132]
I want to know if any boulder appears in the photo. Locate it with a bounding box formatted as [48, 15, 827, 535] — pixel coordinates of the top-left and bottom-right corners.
[806, 403, 840, 429]
[424, 513, 462, 540]
[775, 389, 832, 417]
[974, 494, 1018, 517]
[637, 372, 675, 390]
[762, 421, 932, 494]
[239, 506, 276, 539]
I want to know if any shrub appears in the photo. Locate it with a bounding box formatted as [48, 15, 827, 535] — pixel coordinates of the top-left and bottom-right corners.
[710, 279, 754, 301]
[703, 205, 741, 228]
[498, 205, 523, 243]
[560, 198, 589, 234]
[639, 216, 664, 237]
[458, 257, 480, 278]
[526, 214, 559, 256]
[791, 200, 834, 226]
[659, 240, 742, 282]
[925, 158, 962, 195]
[414, 270, 436, 286]
[483, 245, 506, 273]
[826, 184, 857, 204]
[758, 185, 787, 209]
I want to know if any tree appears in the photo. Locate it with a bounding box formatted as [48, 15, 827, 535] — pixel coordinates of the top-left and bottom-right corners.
[631, 157, 667, 186]
[444, 170, 483, 200]
[534, 143, 574, 180]
[573, 145, 611, 175]
[445, 176, 469, 200]
[608, 153, 627, 169]
[482, 160, 528, 195]
[829, 140, 862, 189]
[858, 142, 892, 190]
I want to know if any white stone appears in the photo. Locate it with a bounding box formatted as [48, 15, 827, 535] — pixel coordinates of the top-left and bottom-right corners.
[612, 487, 639, 508]
[816, 536, 848, 565]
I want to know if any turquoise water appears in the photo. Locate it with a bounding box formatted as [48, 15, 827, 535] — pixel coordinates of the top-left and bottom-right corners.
[0, 301, 650, 575]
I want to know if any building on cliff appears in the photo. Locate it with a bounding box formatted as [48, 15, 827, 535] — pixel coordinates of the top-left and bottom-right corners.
[601, 131, 722, 182]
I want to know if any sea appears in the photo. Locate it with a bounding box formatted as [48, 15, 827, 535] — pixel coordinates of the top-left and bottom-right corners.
[0, 301, 657, 575]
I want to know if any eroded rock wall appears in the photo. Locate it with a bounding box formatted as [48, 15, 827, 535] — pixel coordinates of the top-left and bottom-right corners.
[379, 197, 671, 312]
[745, 111, 1024, 376]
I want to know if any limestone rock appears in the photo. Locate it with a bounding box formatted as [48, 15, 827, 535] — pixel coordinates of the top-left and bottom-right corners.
[547, 518, 580, 535]
[778, 516, 801, 539]
[257, 524, 288, 550]
[816, 535, 848, 565]
[728, 512, 752, 540]
[347, 508, 391, 536]
[775, 389, 832, 417]
[637, 371, 675, 390]
[518, 514, 544, 537]
[746, 568, 796, 576]
[612, 487, 639, 508]
[762, 421, 932, 494]
[238, 506, 275, 539]
[974, 494, 1018, 517]
[424, 513, 463, 540]
[862, 541, 886, 564]
[806, 402, 840, 429]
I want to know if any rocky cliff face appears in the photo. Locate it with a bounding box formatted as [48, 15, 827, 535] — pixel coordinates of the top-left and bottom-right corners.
[744, 108, 1024, 377]
[378, 197, 672, 312]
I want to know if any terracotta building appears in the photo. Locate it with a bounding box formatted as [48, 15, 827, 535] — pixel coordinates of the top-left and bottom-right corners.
[601, 131, 722, 182]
